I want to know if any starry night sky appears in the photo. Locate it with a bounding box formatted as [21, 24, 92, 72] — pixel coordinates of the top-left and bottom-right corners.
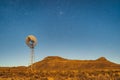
[0, 0, 120, 66]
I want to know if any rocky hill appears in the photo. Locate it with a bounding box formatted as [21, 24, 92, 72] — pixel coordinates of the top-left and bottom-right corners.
[0, 56, 120, 80]
[0, 56, 120, 71]
[32, 56, 120, 71]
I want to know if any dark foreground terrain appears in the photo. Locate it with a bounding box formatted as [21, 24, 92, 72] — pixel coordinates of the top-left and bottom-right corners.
[0, 56, 120, 80]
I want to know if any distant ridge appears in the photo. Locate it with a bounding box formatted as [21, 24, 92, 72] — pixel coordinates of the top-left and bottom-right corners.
[43, 56, 67, 61]
[0, 56, 120, 72]
[32, 56, 120, 71]
[96, 57, 108, 61]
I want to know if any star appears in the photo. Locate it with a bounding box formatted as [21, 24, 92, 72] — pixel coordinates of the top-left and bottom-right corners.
[59, 11, 64, 16]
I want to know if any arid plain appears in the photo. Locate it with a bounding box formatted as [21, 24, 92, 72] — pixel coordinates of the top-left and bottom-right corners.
[0, 56, 120, 80]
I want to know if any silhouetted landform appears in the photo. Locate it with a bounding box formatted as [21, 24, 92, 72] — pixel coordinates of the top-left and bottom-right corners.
[0, 56, 120, 80]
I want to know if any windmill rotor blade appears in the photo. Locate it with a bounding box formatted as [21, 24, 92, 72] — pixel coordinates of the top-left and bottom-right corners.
[26, 35, 37, 48]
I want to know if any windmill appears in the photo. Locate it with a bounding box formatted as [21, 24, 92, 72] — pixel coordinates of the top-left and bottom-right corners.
[26, 35, 37, 72]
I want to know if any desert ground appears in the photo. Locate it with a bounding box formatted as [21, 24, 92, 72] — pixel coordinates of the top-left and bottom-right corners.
[0, 56, 120, 80]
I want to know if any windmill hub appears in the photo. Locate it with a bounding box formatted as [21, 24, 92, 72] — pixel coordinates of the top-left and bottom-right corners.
[26, 35, 37, 48]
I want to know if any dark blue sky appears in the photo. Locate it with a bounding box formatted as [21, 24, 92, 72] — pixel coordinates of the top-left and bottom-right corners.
[0, 0, 120, 66]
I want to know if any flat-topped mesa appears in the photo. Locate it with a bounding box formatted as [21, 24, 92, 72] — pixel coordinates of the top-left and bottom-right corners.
[32, 56, 120, 71]
[96, 57, 108, 61]
[1, 56, 120, 72]
[43, 56, 67, 61]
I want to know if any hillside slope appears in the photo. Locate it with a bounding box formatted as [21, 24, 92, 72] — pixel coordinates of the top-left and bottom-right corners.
[0, 56, 120, 80]
[32, 56, 120, 71]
